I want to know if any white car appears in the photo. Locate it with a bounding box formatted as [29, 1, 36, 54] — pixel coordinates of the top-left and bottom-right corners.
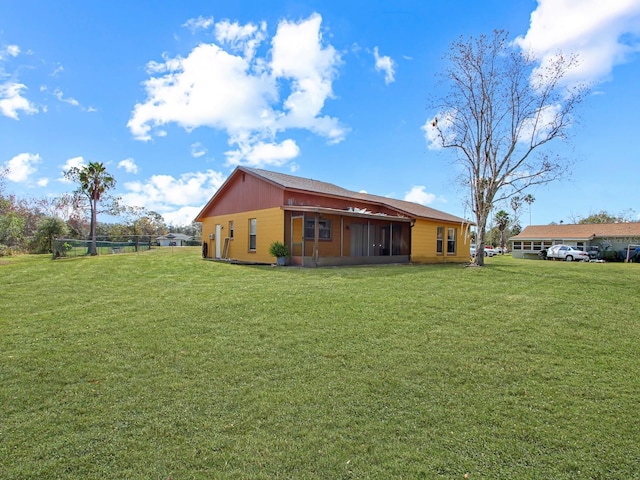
[545, 245, 590, 262]
[484, 246, 497, 257]
[470, 245, 477, 257]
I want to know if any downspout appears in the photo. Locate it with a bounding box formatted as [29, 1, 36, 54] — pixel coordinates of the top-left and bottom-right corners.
[314, 210, 320, 267]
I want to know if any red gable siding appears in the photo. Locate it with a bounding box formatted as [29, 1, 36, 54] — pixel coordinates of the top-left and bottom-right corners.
[206, 170, 285, 216]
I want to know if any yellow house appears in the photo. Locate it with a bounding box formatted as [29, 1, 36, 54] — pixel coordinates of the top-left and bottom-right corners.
[195, 167, 473, 266]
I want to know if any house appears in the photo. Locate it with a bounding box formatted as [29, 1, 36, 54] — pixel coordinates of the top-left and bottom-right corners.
[510, 223, 640, 259]
[156, 233, 193, 247]
[195, 167, 473, 267]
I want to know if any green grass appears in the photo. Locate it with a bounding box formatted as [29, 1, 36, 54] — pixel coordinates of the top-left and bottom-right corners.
[2, 249, 639, 479]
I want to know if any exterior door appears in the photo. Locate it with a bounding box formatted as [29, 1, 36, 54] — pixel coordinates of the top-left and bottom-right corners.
[215, 224, 222, 258]
[290, 215, 304, 265]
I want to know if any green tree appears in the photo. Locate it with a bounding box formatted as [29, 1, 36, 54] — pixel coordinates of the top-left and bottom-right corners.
[577, 210, 635, 224]
[34, 216, 68, 253]
[65, 162, 117, 255]
[428, 30, 587, 265]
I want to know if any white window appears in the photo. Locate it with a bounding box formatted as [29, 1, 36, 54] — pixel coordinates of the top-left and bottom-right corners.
[249, 218, 256, 251]
[447, 228, 456, 254]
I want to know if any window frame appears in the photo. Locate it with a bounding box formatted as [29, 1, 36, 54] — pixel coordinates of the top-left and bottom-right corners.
[248, 218, 256, 251]
[446, 227, 456, 254]
[229, 220, 234, 239]
[436, 226, 444, 254]
[304, 218, 332, 241]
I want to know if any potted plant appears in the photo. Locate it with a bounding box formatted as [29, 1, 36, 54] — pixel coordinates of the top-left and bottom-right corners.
[269, 240, 289, 266]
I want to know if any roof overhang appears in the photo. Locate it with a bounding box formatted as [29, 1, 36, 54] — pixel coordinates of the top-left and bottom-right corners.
[282, 205, 412, 222]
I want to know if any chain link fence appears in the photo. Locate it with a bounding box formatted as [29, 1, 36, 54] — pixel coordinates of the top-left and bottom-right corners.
[52, 236, 154, 259]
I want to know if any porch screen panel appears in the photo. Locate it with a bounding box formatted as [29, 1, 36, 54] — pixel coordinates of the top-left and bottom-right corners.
[350, 223, 367, 256]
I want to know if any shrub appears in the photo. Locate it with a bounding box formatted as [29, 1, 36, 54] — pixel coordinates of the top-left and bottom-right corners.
[268, 241, 289, 258]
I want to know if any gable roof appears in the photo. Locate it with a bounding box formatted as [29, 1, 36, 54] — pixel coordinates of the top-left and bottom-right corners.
[511, 223, 640, 241]
[239, 167, 471, 224]
[157, 233, 192, 241]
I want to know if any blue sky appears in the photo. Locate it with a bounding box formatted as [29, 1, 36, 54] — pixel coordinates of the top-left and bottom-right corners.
[1, 0, 639, 227]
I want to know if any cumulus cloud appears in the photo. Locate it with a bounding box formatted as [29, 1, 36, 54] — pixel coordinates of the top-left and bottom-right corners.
[421, 111, 457, 150]
[61, 156, 86, 171]
[120, 169, 226, 225]
[404, 185, 437, 206]
[4, 152, 41, 182]
[0, 44, 38, 119]
[1, 44, 20, 58]
[215, 20, 267, 59]
[373, 46, 395, 84]
[118, 158, 139, 174]
[58, 156, 86, 182]
[0, 82, 38, 119]
[182, 16, 214, 33]
[514, 0, 640, 85]
[128, 13, 346, 168]
[225, 138, 300, 166]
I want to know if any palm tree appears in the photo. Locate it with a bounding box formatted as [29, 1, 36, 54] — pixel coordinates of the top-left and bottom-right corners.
[494, 210, 510, 254]
[523, 194, 535, 226]
[65, 162, 116, 255]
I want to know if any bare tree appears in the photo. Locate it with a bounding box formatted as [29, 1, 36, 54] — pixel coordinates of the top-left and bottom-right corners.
[428, 30, 588, 265]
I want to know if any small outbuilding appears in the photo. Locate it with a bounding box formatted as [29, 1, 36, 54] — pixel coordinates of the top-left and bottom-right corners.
[156, 233, 193, 247]
[195, 167, 473, 267]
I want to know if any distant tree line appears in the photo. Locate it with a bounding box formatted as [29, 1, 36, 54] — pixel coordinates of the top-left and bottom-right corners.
[0, 167, 200, 256]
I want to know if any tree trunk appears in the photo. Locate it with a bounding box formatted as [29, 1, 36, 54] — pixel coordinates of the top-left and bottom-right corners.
[90, 198, 98, 255]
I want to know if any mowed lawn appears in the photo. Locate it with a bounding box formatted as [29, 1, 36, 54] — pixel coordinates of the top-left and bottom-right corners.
[1, 248, 639, 479]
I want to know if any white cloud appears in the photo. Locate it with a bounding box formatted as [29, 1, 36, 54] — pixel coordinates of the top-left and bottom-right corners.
[514, 0, 640, 85]
[4, 152, 41, 182]
[53, 88, 96, 112]
[128, 13, 345, 168]
[191, 142, 207, 158]
[128, 42, 277, 141]
[421, 111, 456, 150]
[404, 185, 436, 206]
[225, 138, 300, 167]
[3, 44, 20, 58]
[120, 169, 226, 225]
[373, 46, 396, 84]
[0, 82, 38, 119]
[182, 16, 214, 33]
[51, 63, 64, 76]
[118, 158, 139, 174]
[37, 178, 49, 187]
[270, 13, 344, 141]
[61, 156, 86, 170]
[58, 156, 86, 182]
[215, 20, 266, 59]
[54, 88, 80, 107]
[162, 206, 203, 227]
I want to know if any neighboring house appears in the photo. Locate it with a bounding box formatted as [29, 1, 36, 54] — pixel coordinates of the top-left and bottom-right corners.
[195, 166, 473, 267]
[510, 223, 640, 259]
[156, 233, 192, 247]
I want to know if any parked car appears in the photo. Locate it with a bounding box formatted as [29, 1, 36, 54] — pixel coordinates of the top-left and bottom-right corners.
[495, 246, 509, 254]
[545, 245, 590, 262]
[470, 245, 477, 257]
[484, 246, 497, 257]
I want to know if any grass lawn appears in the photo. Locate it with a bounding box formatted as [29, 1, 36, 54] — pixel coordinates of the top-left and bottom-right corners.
[2, 248, 639, 479]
